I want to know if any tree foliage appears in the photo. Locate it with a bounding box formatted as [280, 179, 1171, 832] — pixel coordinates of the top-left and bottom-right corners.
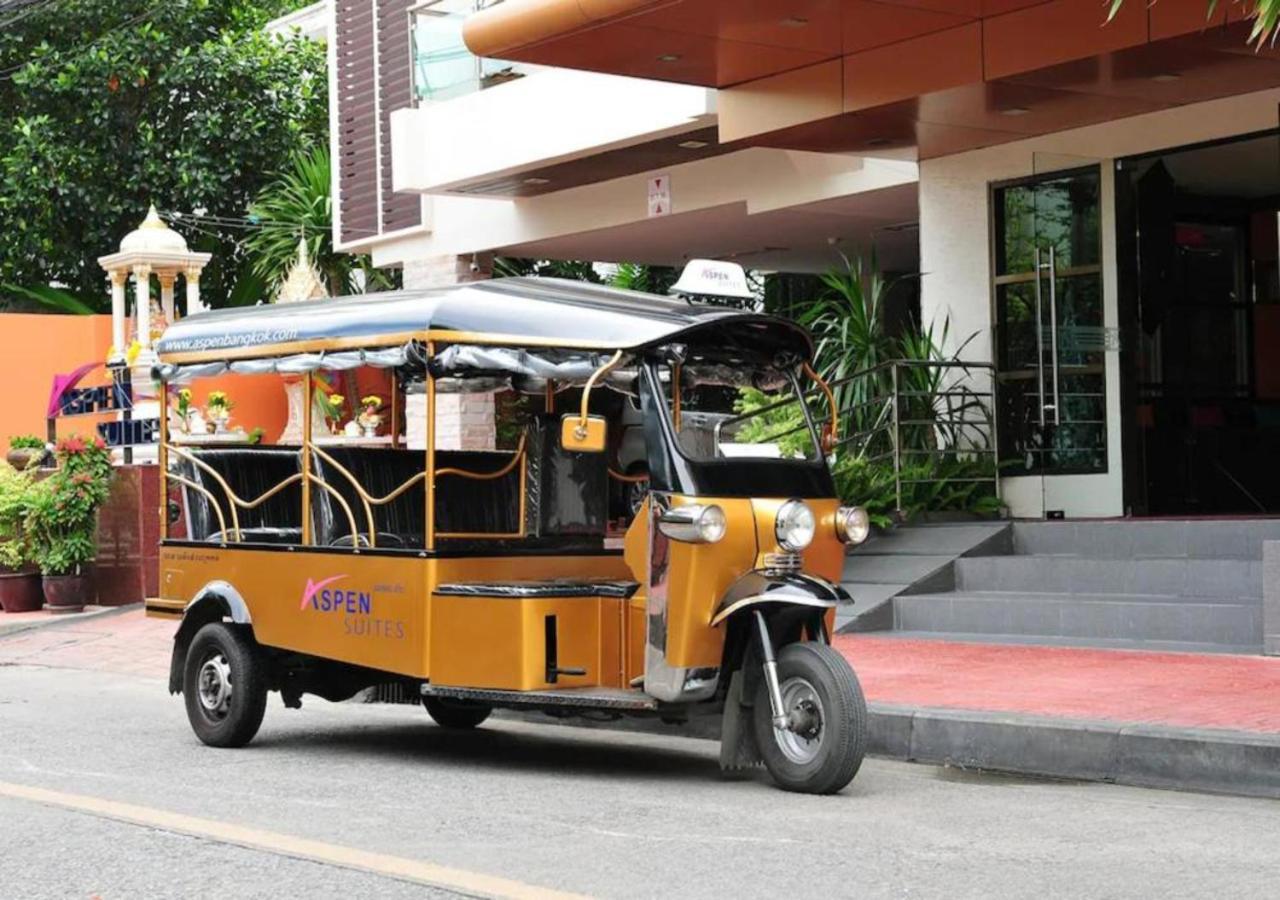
[0, 0, 328, 312]
[1109, 0, 1279, 46]
[245, 146, 395, 298]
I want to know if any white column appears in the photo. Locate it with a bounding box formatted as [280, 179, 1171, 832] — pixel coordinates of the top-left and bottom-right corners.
[158, 272, 175, 325]
[133, 264, 152, 348]
[185, 267, 205, 316]
[402, 254, 495, 450]
[108, 270, 127, 364]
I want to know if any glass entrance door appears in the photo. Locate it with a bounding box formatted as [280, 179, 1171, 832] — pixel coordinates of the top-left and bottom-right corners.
[994, 166, 1107, 516]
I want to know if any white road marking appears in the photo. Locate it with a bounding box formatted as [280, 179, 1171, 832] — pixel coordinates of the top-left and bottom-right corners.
[0, 780, 589, 900]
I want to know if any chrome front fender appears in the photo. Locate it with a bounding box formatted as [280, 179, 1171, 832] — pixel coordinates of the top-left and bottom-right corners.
[710, 570, 849, 628]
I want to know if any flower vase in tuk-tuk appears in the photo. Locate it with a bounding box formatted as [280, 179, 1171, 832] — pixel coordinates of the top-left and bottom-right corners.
[145, 259, 873, 794]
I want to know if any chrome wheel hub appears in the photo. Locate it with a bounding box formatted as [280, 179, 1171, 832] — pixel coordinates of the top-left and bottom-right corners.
[197, 653, 233, 720]
[774, 676, 825, 765]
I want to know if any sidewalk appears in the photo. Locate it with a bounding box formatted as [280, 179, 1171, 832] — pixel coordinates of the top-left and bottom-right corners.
[836, 633, 1280, 798]
[0, 606, 169, 680]
[0, 603, 142, 639]
[3, 609, 1278, 797]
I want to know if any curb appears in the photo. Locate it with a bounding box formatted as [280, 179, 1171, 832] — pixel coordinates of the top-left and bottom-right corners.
[0, 602, 143, 640]
[870, 703, 1280, 799]
[501, 702, 1280, 799]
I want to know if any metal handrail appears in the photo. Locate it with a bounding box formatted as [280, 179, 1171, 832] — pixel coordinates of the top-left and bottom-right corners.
[724, 357, 1001, 516]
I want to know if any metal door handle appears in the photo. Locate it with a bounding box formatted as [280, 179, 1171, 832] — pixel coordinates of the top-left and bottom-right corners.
[1047, 245, 1061, 427]
[1033, 247, 1046, 429]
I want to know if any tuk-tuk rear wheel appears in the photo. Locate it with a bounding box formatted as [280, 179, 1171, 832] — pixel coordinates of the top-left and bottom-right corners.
[182, 623, 267, 749]
[423, 697, 492, 729]
[752, 641, 867, 795]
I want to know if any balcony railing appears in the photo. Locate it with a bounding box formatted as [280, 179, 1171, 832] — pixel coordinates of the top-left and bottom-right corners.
[411, 0, 525, 103]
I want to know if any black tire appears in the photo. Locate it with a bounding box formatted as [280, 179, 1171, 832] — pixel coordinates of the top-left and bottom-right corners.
[751, 641, 867, 795]
[423, 697, 492, 729]
[183, 623, 268, 748]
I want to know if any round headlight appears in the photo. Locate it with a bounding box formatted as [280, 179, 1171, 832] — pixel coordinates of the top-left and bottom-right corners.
[657, 503, 726, 543]
[697, 504, 727, 543]
[836, 505, 871, 545]
[775, 499, 815, 551]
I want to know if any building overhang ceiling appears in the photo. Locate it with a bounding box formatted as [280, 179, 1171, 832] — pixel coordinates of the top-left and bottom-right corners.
[464, 0, 1280, 159]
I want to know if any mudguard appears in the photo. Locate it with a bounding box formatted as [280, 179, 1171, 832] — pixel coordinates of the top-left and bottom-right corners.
[168, 581, 253, 694]
[710, 570, 849, 628]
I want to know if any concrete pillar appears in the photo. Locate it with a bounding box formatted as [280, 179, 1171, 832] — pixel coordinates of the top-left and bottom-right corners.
[158, 272, 176, 326]
[133, 264, 152, 349]
[185, 267, 205, 316]
[402, 254, 496, 451]
[1265, 542, 1279, 656]
[108, 270, 128, 364]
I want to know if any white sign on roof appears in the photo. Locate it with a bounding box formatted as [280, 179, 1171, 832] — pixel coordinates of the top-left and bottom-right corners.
[670, 259, 754, 300]
[647, 173, 671, 218]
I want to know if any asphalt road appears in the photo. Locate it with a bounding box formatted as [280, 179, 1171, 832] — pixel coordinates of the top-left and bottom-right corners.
[2, 663, 1280, 899]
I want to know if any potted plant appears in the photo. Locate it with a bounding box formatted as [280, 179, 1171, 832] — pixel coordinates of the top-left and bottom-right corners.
[173, 387, 194, 433]
[6, 435, 46, 470]
[319, 392, 346, 435]
[357, 396, 384, 438]
[26, 435, 113, 614]
[0, 461, 41, 613]
[206, 391, 234, 434]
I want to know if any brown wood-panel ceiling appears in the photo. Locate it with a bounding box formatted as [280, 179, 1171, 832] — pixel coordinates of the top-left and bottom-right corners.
[464, 0, 1280, 161]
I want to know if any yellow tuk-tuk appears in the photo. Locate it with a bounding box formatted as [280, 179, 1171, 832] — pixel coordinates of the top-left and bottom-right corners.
[147, 264, 872, 794]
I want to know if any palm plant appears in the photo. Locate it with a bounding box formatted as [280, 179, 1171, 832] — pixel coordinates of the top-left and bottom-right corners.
[798, 253, 902, 442]
[245, 146, 391, 297]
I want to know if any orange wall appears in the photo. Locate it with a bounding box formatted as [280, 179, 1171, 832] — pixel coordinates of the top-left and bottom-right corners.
[0, 314, 113, 449]
[0, 314, 287, 450]
[179, 374, 288, 443]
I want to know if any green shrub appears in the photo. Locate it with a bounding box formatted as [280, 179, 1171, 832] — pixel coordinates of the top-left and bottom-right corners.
[25, 434, 113, 576]
[832, 453, 1003, 527]
[8, 434, 43, 450]
[0, 461, 38, 570]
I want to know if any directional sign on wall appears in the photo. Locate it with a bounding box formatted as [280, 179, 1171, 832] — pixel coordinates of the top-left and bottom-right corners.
[647, 174, 671, 218]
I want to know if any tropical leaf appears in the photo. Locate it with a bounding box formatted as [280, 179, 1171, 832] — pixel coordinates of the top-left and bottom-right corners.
[245, 146, 394, 297]
[1, 282, 100, 314]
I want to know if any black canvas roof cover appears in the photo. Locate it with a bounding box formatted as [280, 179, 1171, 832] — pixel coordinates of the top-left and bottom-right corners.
[154, 277, 812, 363]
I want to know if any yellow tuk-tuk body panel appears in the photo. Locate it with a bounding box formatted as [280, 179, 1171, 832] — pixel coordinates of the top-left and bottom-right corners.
[161, 545, 631, 682]
[160, 545, 428, 676]
[661, 496, 758, 670]
[428, 593, 624, 690]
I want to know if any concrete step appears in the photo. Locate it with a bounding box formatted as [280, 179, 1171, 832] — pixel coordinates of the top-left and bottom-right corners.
[1012, 520, 1280, 560]
[851, 522, 1009, 557]
[895, 591, 1262, 647]
[955, 555, 1262, 600]
[842, 553, 955, 585]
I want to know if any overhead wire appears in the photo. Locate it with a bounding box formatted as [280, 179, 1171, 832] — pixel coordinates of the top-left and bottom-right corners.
[0, 1, 165, 80]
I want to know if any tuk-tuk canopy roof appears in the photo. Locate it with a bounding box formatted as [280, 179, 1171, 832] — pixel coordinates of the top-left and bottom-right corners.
[154, 277, 813, 369]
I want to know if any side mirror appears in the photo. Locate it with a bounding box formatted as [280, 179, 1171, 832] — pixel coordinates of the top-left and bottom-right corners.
[561, 414, 607, 453]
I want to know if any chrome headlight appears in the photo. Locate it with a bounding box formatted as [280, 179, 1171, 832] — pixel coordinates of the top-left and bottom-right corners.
[658, 504, 726, 544]
[836, 505, 871, 545]
[774, 499, 815, 552]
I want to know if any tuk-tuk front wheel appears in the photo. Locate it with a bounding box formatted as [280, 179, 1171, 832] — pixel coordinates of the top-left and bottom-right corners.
[752, 641, 867, 794]
[182, 623, 268, 748]
[423, 697, 492, 729]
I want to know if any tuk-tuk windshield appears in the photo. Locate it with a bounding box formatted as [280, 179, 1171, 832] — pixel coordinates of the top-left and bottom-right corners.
[655, 362, 823, 463]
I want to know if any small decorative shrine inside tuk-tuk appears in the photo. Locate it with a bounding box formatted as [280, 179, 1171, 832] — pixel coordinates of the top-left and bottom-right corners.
[147, 263, 872, 794]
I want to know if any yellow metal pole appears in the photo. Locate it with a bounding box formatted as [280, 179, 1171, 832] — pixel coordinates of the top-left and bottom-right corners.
[390, 370, 400, 449]
[301, 372, 313, 546]
[157, 377, 168, 542]
[425, 343, 435, 551]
